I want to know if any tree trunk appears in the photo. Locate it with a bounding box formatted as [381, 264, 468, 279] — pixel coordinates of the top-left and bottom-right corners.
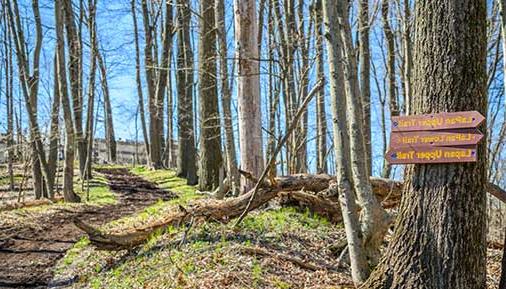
[198, 0, 222, 191]
[62, 0, 85, 178]
[131, 0, 150, 164]
[97, 51, 116, 163]
[234, 0, 264, 192]
[55, 0, 81, 203]
[84, 0, 98, 178]
[336, 0, 389, 268]
[216, 0, 239, 196]
[2, 10, 15, 191]
[363, 1, 487, 288]
[48, 55, 60, 188]
[322, 0, 369, 285]
[176, 0, 198, 185]
[141, 0, 163, 168]
[381, 0, 397, 179]
[6, 0, 54, 198]
[358, 0, 371, 175]
[314, 0, 327, 174]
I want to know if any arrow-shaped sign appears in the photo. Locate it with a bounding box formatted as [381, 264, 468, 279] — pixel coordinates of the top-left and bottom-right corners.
[391, 111, 485, 132]
[386, 146, 478, 164]
[390, 129, 483, 148]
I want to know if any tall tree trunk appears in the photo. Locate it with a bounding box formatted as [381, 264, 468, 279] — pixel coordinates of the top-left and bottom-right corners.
[215, 0, 239, 195]
[358, 0, 371, 175]
[322, 0, 369, 284]
[62, 0, 85, 178]
[314, 0, 327, 174]
[499, 0, 506, 113]
[97, 51, 116, 163]
[176, 0, 198, 185]
[2, 9, 15, 191]
[363, 1, 487, 288]
[141, 0, 162, 168]
[234, 0, 264, 192]
[381, 0, 397, 179]
[401, 0, 412, 114]
[6, 0, 54, 198]
[336, 0, 389, 267]
[84, 0, 98, 178]
[48, 55, 60, 188]
[198, 0, 222, 191]
[131, 0, 150, 164]
[56, 0, 80, 203]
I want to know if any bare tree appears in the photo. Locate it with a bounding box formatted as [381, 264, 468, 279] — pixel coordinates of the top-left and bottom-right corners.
[216, 0, 239, 195]
[322, 0, 369, 284]
[234, 0, 264, 192]
[6, 0, 54, 198]
[359, 0, 372, 174]
[198, 0, 222, 191]
[176, 0, 197, 185]
[131, 0, 150, 164]
[56, 0, 81, 202]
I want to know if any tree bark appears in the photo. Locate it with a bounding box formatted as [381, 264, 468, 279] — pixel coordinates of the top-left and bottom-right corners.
[176, 0, 198, 185]
[131, 0, 150, 164]
[62, 0, 86, 178]
[234, 0, 264, 192]
[313, 0, 327, 174]
[84, 0, 98, 178]
[381, 0, 397, 179]
[322, 0, 369, 284]
[336, 0, 390, 268]
[216, 0, 239, 196]
[198, 0, 223, 191]
[359, 0, 372, 175]
[56, 0, 81, 203]
[363, 1, 487, 288]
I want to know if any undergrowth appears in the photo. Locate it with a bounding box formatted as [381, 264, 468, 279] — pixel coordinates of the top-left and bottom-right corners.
[53, 167, 349, 289]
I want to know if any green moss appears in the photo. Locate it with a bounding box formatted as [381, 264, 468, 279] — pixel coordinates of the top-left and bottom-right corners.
[61, 237, 90, 267]
[251, 260, 263, 287]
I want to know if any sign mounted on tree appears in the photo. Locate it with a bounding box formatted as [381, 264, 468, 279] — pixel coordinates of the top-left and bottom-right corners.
[386, 111, 485, 164]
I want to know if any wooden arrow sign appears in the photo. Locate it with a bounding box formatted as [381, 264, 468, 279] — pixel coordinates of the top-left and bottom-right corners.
[390, 129, 483, 148]
[391, 111, 485, 132]
[385, 146, 477, 164]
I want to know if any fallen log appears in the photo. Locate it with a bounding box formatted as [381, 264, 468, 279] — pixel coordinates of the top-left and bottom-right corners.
[74, 174, 505, 251]
[279, 191, 342, 223]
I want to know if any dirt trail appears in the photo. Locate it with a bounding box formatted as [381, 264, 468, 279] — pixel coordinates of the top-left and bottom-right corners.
[0, 168, 176, 289]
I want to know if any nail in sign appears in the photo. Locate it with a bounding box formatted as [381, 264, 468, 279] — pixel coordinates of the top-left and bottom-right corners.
[391, 111, 485, 132]
[390, 129, 483, 148]
[386, 146, 477, 164]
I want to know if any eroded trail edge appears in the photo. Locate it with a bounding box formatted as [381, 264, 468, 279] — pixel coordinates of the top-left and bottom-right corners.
[0, 168, 176, 289]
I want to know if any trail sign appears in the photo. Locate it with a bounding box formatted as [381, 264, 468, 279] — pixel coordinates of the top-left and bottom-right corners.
[390, 129, 483, 148]
[391, 111, 485, 132]
[386, 111, 485, 164]
[386, 146, 477, 164]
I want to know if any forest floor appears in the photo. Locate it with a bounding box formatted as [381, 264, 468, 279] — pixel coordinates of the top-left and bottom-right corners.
[0, 166, 503, 289]
[0, 167, 176, 289]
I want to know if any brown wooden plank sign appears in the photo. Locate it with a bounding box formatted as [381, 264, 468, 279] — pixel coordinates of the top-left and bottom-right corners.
[386, 111, 485, 164]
